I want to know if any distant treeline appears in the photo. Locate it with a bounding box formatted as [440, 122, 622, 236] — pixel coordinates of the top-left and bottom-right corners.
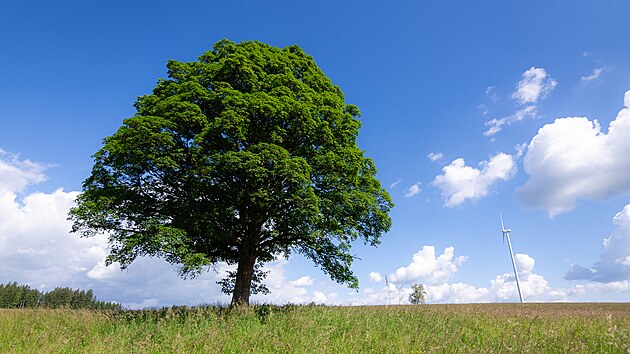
[0, 282, 121, 310]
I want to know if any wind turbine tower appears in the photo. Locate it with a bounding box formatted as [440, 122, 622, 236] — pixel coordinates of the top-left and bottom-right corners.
[500, 212, 524, 303]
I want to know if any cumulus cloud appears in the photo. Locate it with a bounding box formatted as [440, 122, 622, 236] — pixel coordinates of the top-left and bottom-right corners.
[363, 250, 561, 304]
[515, 253, 535, 275]
[376, 251, 626, 304]
[517, 90, 630, 216]
[0, 151, 101, 292]
[512, 67, 557, 105]
[251, 259, 311, 304]
[311, 291, 327, 303]
[0, 150, 246, 308]
[432, 153, 516, 207]
[565, 204, 630, 282]
[566, 281, 630, 296]
[405, 183, 421, 198]
[427, 152, 444, 162]
[425, 282, 491, 303]
[249, 258, 340, 306]
[483, 67, 556, 136]
[0, 187, 95, 287]
[288, 276, 314, 287]
[514, 143, 527, 159]
[581, 67, 604, 82]
[388, 246, 467, 285]
[369, 272, 383, 283]
[0, 149, 48, 194]
[420, 253, 551, 303]
[353, 246, 630, 305]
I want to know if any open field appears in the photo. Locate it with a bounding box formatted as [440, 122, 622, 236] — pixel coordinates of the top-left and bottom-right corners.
[1, 303, 629, 353]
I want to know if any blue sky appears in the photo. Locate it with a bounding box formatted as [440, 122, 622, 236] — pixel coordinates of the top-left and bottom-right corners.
[1, 1, 630, 307]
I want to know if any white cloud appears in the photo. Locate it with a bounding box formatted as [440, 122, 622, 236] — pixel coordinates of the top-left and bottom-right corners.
[427, 152, 444, 162]
[512, 67, 557, 105]
[0, 151, 101, 292]
[251, 259, 309, 304]
[515, 253, 535, 275]
[0, 150, 48, 194]
[485, 86, 499, 102]
[478, 104, 489, 116]
[389, 179, 402, 189]
[405, 182, 421, 198]
[514, 142, 527, 159]
[517, 90, 630, 216]
[426, 282, 491, 303]
[564, 281, 630, 298]
[365, 249, 561, 304]
[565, 204, 630, 282]
[288, 276, 313, 287]
[489, 266, 550, 301]
[369, 272, 383, 283]
[0, 187, 99, 286]
[0, 152, 130, 301]
[359, 247, 629, 305]
[421, 252, 625, 303]
[419, 253, 552, 303]
[311, 291, 327, 303]
[432, 153, 516, 207]
[581, 67, 604, 82]
[483, 67, 556, 136]
[359, 248, 629, 305]
[484, 105, 538, 136]
[388, 246, 467, 285]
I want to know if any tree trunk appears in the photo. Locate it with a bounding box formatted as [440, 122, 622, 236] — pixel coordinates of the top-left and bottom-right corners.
[230, 242, 257, 307]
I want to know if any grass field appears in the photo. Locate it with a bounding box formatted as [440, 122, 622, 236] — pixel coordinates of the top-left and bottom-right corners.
[1, 303, 629, 353]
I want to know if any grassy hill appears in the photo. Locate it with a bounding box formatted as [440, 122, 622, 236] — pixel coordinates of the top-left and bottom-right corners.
[1, 303, 629, 353]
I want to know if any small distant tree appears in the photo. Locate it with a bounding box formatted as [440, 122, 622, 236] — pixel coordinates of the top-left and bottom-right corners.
[409, 283, 426, 305]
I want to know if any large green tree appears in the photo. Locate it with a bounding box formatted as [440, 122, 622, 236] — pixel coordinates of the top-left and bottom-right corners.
[70, 40, 393, 306]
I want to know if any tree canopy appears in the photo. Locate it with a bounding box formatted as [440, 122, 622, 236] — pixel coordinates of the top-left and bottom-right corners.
[70, 39, 393, 306]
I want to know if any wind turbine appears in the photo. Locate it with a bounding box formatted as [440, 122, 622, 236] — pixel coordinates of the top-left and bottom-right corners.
[500, 212, 524, 303]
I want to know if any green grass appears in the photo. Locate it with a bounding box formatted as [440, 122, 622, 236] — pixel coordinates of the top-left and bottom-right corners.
[1, 303, 629, 353]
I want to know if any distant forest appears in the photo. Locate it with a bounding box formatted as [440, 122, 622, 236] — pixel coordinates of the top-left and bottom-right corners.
[0, 282, 121, 310]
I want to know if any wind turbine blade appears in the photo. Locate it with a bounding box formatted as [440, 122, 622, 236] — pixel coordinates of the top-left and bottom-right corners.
[500, 211, 505, 231]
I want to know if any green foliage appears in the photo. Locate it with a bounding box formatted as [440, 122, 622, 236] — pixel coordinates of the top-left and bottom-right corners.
[69, 39, 393, 305]
[1, 304, 629, 352]
[0, 282, 41, 308]
[0, 282, 120, 310]
[409, 283, 426, 305]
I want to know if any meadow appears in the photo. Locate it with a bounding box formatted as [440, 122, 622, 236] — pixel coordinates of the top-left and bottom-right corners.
[1, 303, 629, 353]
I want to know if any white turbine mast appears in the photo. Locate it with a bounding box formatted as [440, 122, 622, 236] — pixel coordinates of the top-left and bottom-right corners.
[500, 212, 524, 303]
